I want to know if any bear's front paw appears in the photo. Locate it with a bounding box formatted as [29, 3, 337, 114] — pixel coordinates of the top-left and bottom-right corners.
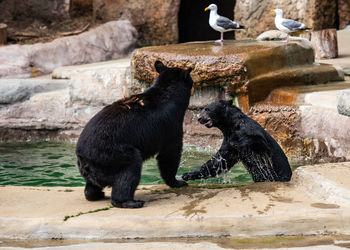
[111, 199, 145, 208]
[181, 172, 195, 181]
[169, 180, 188, 188]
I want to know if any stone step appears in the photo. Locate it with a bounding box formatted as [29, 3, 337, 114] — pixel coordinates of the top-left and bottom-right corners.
[243, 64, 344, 109]
[266, 79, 350, 108]
[250, 78, 350, 164]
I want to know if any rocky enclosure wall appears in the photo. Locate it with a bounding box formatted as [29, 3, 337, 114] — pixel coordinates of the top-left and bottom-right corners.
[0, 21, 137, 79]
[0, 0, 70, 21]
[234, 0, 349, 40]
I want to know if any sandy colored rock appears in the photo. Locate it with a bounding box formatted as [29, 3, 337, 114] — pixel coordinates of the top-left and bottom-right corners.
[131, 40, 342, 111]
[251, 80, 350, 163]
[93, 0, 180, 45]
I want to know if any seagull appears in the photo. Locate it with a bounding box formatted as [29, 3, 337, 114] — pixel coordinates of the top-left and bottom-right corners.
[205, 4, 244, 43]
[270, 9, 310, 42]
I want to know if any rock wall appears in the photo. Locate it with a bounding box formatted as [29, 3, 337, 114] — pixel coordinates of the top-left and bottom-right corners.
[0, 0, 70, 21]
[0, 20, 137, 78]
[234, 0, 337, 39]
[250, 104, 350, 165]
[0, 59, 143, 141]
[338, 0, 350, 29]
[93, 0, 181, 45]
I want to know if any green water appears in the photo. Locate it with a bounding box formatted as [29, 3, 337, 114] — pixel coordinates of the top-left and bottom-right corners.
[0, 142, 253, 187]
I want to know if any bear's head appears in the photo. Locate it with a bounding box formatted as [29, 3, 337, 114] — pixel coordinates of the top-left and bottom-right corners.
[153, 61, 193, 90]
[198, 99, 242, 128]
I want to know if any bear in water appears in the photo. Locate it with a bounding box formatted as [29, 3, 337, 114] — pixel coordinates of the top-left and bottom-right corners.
[76, 61, 193, 208]
[182, 100, 292, 182]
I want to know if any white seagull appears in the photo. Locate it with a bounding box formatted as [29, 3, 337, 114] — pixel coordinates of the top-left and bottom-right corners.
[205, 4, 244, 43]
[271, 9, 310, 42]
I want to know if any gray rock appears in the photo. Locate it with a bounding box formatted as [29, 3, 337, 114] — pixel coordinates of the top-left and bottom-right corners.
[0, 79, 68, 104]
[0, 20, 138, 79]
[337, 89, 350, 117]
[0, 58, 144, 135]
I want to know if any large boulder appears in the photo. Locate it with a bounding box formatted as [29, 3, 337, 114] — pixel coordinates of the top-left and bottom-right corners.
[131, 40, 343, 112]
[0, 58, 143, 140]
[235, 0, 337, 40]
[93, 0, 180, 45]
[0, 20, 137, 78]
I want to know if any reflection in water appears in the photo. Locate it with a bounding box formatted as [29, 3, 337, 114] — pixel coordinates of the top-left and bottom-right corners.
[0, 142, 253, 187]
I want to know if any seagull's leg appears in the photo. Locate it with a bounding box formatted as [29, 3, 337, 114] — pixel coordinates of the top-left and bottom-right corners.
[215, 33, 222, 43]
[215, 32, 224, 43]
[284, 34, 289, 43]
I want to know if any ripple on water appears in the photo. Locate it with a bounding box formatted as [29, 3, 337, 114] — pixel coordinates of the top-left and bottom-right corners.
[0, 142, 254, 187]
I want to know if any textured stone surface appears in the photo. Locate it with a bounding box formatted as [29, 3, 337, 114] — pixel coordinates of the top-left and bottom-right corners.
[132, 40, 343, 112]
[235, 0, 337, 40]
[93, 0, 180, 45]
[337, 89, 350, 117]
[256, 30, 288, 41]
[250, 85, 350, 164]
[0, 0, 70, 21]
[0, 78, 68, 104]
[338, 0, 350, 30]
[0, 58, 142, 140]
[0, 20, 137, 78]
[1, 162, 350, 240]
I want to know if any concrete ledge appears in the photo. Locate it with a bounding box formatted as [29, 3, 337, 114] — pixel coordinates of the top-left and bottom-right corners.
[1, 162, 350, 240]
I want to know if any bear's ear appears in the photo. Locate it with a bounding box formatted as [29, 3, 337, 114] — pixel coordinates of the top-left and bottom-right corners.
[155, 61, 166, 73]
[184, 67, 193, 80]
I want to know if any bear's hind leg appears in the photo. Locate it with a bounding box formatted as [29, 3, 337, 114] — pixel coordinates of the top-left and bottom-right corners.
[241, 149, 279, 182]
[85, 180, 105, 201]
[110, 147, 144, 208]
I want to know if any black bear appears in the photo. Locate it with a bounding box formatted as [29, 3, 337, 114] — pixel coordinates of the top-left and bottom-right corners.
[182, 100, 292, 182]
[76, 61, 192, 208]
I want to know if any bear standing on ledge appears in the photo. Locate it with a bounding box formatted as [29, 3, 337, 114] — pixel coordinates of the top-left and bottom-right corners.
[182, 100, 292, 182]
[76, 61, 192, 208]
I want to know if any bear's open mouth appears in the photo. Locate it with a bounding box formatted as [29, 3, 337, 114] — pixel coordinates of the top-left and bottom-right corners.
[204, 119, 213, 128]
[198, 117, 213, 128]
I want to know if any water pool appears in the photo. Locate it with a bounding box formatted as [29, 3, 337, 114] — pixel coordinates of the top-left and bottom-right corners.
[0, 142, 253, 187]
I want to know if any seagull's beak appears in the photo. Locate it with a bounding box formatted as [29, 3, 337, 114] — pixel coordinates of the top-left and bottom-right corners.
[270, 9, 275, 12]
[205, 7, 210, 11]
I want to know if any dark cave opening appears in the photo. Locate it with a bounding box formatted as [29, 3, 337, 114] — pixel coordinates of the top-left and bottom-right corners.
[178, 0, 236, 43]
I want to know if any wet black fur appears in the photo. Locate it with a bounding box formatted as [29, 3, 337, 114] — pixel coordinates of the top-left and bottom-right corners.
[76, 61, 193, 208]
[182, 100, 292, 182]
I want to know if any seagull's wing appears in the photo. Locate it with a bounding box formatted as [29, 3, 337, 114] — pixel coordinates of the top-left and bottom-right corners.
[216, 16, 240, 30]
[281, 18, 305, 30]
